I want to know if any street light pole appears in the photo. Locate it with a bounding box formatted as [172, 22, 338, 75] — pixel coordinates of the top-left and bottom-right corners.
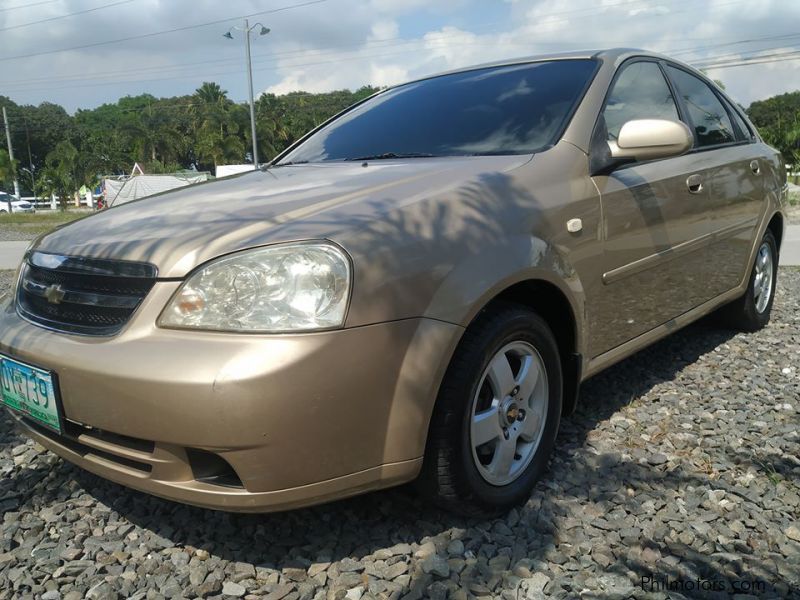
[225, 20, 270, 171]
[244, 19, 259, 170]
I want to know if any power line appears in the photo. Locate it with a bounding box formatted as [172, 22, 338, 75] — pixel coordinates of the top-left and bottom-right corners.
[690, 44, 800, 67]
[0, 0, 739, 66]
[0, 0, 757, 90]
[0, 0, 136, 32]
[697, 50, 800, 70]
[0, 27, 522, 89]
[701, 55, 800, 70]
[0, 0, 328, 62]
[13, 34, 798, 98]
[11, 37, 798, 96]
[1, 0, 789, 99]
[670, 31, 800, 57]
[0, 0, 61, 13]
[696, 47, 800, 67]
[0, 39, 539, 94]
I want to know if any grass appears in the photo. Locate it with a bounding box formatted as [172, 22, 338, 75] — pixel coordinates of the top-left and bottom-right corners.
[789, 191, 800, 207]
[0, 211, 87, 236]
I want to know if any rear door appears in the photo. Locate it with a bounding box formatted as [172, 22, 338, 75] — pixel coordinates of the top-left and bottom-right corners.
[589, 59, 718, 357]
[664, 64, 764, 294]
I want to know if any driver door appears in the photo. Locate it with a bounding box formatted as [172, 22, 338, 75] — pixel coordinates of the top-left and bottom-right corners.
[589, 59, 717, 357]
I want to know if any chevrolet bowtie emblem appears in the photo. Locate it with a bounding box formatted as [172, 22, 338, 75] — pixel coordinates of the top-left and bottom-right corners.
[44, 284, 66, 305]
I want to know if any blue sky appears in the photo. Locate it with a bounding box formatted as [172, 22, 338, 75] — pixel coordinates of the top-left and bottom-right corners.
[1, 0, 798, 112]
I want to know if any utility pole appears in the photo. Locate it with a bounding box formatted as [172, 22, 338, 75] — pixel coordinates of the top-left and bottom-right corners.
[24, 119, 35, 198]
[2, 106, 19, 211]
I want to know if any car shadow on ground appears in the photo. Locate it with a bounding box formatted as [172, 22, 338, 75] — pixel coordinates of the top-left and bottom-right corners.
[4, 316, 798, 598]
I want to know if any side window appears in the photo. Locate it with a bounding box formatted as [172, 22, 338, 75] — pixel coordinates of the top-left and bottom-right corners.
[666, 66, 736, 147]
[726, 100, 754, 141]
[603, 61, 680, 141]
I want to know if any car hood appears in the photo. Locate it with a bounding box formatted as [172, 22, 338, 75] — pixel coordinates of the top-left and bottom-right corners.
[32, 156, 530, 278]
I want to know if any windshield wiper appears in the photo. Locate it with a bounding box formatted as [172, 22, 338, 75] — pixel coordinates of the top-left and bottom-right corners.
[466, 150, 525, 156]
[344, 152, 437, 161]
[272, 160, 309, 167]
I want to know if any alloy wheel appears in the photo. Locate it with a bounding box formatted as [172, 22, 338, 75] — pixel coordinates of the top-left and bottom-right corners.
[469, 341, 549, 486]
[753, 242, 774, 314]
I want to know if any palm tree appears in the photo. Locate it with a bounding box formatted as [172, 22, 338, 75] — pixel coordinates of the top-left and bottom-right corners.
[255, 94, 290, 160]
[190, 82, 245, 170]
[40, 141, 89, 208]
[194, 82, 227, 106]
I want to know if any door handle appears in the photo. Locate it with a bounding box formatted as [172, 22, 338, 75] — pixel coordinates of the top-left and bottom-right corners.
[750, 160, 761, 175]
[686, 174, 703, 194]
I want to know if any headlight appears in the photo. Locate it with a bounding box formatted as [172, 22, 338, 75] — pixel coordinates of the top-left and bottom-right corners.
[159, 242, 351, 332]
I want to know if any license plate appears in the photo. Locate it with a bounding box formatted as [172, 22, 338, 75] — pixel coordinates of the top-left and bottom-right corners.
[0, 353, 62, 433]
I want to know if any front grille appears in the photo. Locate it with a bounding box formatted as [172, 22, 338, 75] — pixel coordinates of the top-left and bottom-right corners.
[16, 251, 157, 336]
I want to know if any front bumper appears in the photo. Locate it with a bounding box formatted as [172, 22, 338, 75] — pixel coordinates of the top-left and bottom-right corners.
[0, 282, 462, 511]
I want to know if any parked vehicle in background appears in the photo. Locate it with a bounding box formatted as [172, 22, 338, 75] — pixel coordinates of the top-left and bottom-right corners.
[0, 192, 34, 213]
[0, 49, 787, 515]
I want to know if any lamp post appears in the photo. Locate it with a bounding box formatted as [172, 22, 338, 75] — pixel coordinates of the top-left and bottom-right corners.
[224, 20, 270, 170]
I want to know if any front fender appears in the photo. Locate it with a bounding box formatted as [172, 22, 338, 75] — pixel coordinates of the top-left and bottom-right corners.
[422, 232, 585, 335]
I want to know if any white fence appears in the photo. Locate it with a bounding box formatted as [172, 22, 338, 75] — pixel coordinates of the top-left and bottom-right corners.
[19, 195, 97, 210]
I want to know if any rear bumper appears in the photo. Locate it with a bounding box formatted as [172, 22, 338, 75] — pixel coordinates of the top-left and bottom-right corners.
[0, 283, 462, 511]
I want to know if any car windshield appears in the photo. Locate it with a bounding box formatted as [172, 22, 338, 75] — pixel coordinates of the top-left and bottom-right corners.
[276, 59, 597, 164]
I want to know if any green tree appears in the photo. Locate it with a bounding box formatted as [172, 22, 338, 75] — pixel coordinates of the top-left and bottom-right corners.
[2, 83, 382, 178]
[0, 148, 16, 211]
[191, 82, 245, 171]
[40, 141, 90, 208]
[747, 91, 800, 166]
[0, 148, 17, 190]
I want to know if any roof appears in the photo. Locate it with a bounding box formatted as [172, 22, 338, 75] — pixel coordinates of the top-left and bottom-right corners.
[397, 48, 690, 88]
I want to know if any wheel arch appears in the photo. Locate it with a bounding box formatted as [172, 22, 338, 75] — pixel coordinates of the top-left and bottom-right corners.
[462, 277, 584, 416]
[767, 211, 784, 251]
[451, 276, 583, 415]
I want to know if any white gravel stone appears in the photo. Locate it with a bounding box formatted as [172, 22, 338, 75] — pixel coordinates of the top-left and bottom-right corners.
[1, 267, 799, 599]
[222, 581, 246, 597]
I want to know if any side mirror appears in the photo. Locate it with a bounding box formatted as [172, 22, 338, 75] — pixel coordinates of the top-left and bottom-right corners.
[608, 119, 694, 162]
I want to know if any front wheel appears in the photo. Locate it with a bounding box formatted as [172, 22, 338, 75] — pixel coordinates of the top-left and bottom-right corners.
[419, 305, 562, 516]
[718, 229, 778, 332]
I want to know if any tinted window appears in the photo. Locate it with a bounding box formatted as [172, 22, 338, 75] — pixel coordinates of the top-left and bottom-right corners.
[603, 61, 680, 141]
[667, 66, 735, 147]
[725, 100, 754, 141]
[278, 60, 597, 163]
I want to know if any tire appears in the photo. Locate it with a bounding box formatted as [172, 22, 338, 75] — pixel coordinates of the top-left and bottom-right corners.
[717, 229, 778, 332]
[419, 304, 562, 516]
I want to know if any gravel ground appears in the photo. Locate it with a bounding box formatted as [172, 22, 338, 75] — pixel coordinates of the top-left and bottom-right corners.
[1, 269, 799, 600]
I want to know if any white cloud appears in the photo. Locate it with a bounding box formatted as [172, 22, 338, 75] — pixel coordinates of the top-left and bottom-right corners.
[369, 20, 399, 41]
[369, 64, 408, 88]
[1, 0, 799, 111]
